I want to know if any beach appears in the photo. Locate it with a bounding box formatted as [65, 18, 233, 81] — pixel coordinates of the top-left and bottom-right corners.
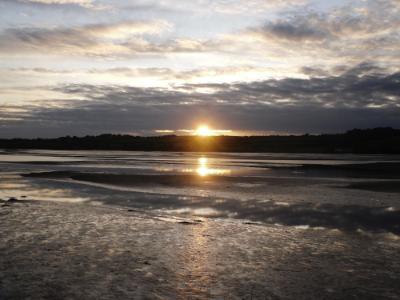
[1, 150, 400, 299]
[2, 200, 400, 299]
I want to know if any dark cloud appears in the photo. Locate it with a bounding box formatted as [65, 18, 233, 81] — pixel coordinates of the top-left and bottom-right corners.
[257, 2, 400, 44]
[1, 65, 399, 137]
[1, 100, 398, 138]
[299, 67, 330, 77]
[212, 65, 400, 109]
[261, 19, 329, 42]
[244, 1, 400, 69]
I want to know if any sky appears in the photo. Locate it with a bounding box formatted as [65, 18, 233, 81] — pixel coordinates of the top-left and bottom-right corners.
[0, 0, 399, 137]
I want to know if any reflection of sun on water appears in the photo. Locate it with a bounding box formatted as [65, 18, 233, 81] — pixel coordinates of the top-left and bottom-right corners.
[197, 157, 208, 177]
[196, 157, 230, 177]
[175, 220, 214, 298]
[198, 157, 207, 165]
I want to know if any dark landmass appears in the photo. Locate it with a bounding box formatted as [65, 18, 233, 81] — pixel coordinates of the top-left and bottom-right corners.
[1, 127, 400, 153]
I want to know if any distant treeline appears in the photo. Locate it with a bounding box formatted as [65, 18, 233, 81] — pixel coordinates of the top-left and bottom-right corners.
[1, 127, 400, 153]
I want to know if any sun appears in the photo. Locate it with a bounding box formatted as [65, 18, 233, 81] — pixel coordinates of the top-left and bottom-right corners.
[196, 125, 212, 136]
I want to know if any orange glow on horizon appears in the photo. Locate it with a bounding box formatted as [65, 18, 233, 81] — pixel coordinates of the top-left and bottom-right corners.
[155, 126, 235, 136]
[196, 125, 213, 136]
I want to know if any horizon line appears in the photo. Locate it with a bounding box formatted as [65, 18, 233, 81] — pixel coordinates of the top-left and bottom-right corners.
[0, 127, 398, 140]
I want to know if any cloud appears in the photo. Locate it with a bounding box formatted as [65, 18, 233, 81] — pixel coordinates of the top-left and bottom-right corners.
[255, 0, 400, 43]
[0, 20, 220, 58]
[259, 16, 330, 42]
[20, 0, 92, 5]
[9, 63, 400, 110]
[115, 0, 308, 15]
[194, 0, 307, 15]
[83, 21, 172, 38]
[6, 0, 307, 15]
[8, 0, 99, 9]
[0, 65, 288, 91]
[1, 64, 399, 137]
[0, 20, 174, 57]
[1, 0, 399, 137]
[228, 0, 400, 69]
[2, 0, 398, 68]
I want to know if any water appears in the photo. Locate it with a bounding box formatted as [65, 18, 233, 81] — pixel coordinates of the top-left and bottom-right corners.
[1, 150, 400, 299]
[1, 149, 400, 230]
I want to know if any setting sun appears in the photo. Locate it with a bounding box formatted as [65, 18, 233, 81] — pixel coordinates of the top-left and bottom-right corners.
[196, 125, 212, 136]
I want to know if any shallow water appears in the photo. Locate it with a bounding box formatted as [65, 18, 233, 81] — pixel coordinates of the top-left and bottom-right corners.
[1, 150, 400, 232]
[1, 150, 400, 299]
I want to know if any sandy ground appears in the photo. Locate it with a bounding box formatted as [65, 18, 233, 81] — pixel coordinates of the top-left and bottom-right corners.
[1, 199, 400, 300]
[1, 151, 400, 299]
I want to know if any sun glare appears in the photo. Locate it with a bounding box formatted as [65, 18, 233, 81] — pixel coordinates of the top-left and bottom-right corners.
[195, 156, 230, 177]
[197, 157, 209, 176]
[196, 125, 212, 136]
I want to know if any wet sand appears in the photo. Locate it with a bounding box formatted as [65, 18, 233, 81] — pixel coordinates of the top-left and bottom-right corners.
[346, 181, 400, 193]
[21, 171, 400, 232]
[1, 199, 400, 300]
[2, 150, 400, 299]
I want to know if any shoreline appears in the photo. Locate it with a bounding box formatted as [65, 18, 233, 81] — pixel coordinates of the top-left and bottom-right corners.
[1, 199, 400, 299]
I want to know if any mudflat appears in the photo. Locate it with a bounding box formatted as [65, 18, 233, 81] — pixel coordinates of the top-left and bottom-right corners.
[1, 200, 400, 300]
[1, 150, 400, 299]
